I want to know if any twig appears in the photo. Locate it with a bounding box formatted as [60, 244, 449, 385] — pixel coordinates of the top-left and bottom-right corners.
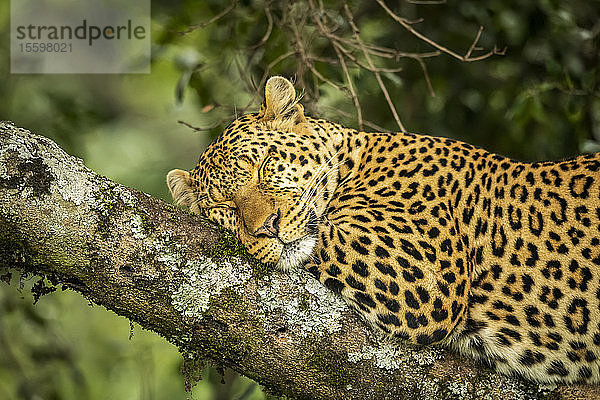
[334, 44, 363, 130]
[344, 3, 406, 132]
[249, 2, 274, 49]
[258, 51, 296, 92]
[177, 117, 230, 132]
[179, 1, 237, 34]
[465, 26, 484, 59]
[334, 35, 441, 60]
[416, 57, 435, 97]
[289, 12, 341, 91]
[333, 42, 406, 73]
[376, 0, 505, 62]
[321, 105, 388, 132]
[406, 0, 447, 4]
[308, 0, 364, 129]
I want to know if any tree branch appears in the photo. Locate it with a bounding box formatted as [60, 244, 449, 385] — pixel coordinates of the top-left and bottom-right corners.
[0, 121, 597, 399]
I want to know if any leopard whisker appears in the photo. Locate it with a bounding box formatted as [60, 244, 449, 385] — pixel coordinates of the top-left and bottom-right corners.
[302, 201, 337, 231]
[300, 149, 341, 201]
[300, 159, 332, 200]
[301, 160, 344, 206]
[301, 161, 343, 209]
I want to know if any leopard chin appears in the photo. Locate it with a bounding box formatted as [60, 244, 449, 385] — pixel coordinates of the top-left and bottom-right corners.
[275, 234, 318, 272]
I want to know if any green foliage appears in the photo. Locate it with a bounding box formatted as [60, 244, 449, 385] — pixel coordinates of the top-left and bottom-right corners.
[1, 0, 599, 399]
[0, 281, 192, 400]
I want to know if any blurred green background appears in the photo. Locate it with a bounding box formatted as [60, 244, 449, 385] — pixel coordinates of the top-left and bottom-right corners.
[0, 0, 598, 399]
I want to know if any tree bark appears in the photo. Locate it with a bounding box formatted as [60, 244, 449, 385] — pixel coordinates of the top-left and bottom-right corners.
[0, 121, 598, 399]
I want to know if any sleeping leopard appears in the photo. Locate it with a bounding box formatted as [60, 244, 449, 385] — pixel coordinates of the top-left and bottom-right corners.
[167, 76, 600, 384]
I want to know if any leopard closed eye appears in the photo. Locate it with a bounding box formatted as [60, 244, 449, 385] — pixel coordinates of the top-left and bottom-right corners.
[167, 76, 600, 384]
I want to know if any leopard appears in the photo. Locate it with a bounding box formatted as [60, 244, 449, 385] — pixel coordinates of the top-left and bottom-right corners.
[167, 76, 600, 384]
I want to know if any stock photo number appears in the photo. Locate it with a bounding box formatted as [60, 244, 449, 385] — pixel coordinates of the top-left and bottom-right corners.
[19, 42, 73, 53]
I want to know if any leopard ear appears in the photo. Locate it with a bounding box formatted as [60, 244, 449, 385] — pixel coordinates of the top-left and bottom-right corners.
[166, 169, 196, 208]
[260, 76, 306, 126]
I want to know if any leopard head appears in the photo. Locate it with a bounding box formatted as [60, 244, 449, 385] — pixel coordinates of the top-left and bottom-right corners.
[167, 77, 344, 270]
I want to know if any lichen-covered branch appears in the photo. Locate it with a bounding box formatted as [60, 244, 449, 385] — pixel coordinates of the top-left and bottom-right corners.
[0, 121, 597, 399]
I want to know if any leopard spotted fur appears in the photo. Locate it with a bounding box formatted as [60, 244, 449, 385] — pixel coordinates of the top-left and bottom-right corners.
[168, 76, 600, 384]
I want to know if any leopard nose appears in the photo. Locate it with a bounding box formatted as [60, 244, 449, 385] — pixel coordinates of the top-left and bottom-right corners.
[253, 211, 280, 238]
